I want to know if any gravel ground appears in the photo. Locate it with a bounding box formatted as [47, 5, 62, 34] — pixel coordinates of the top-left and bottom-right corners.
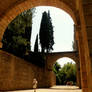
[7, 86, 82, 92]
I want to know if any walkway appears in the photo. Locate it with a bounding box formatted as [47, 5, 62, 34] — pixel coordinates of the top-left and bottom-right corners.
[8, 86, 82, 92]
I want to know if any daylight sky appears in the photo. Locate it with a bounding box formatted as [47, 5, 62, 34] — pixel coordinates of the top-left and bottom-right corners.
[31, 6, 74, 52]
[31, 6, 75, 66]
[57, 57, 75, 67]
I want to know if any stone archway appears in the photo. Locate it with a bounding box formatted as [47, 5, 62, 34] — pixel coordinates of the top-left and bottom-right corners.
[53, 57, 81, 88]
[0, 0, 91, 92]
[45, 52, 81, 88]
[0, 0, 78, 48]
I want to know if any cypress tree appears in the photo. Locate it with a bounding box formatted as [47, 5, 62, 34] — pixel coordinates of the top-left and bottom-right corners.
[34, 34, 39, 52]
[39, 11, 54, 53]
[39, 11, 48, 53]
[47, 10, 54, 52]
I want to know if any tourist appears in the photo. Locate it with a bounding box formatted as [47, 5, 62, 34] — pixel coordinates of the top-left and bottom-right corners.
[33, 78, 38, 92]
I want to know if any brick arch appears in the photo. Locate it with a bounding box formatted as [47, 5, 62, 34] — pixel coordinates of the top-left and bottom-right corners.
[46, 52, 79, 69]
[50, 56, 81, 89]
[0, 0, 79, 47]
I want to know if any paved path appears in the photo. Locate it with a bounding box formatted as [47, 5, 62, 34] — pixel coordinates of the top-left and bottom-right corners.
[8, 86, 82, 92]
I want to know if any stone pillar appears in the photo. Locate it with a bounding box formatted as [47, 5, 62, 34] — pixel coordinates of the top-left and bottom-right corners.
[76, 61, 81, 89]
[78, 0, 92, 91]
[75, 25, 88, 92]
[44, 55, 56, 87]
[74, 25, 81, 89]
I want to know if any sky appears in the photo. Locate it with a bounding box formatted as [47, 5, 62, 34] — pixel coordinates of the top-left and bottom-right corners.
[57, 57, 75, 67]
[31, 6, 75, 66]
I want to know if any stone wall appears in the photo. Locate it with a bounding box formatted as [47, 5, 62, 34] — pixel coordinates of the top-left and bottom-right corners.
[0, 50, 56, 91]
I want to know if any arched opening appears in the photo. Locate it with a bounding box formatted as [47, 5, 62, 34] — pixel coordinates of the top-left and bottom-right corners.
[31, 6, 75, 52]
[2, 6, 77, 56]
[53, 57, 81, 90]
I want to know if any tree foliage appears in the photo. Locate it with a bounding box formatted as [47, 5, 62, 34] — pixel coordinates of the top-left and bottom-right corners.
[53, 62, 76, 85]
[2, 8, 35, 56]
[53, 62, 61, 73]
[34, 34, 39, 52]
[39, 11, 54, 53]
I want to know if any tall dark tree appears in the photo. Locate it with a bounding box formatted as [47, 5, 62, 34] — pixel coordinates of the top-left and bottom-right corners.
[39, 11, 54, 53]
[39, 11, 48, 53]
[2, 8, 35, 56]
[47, 11, 54, 52]
[34, 34, 38, 52]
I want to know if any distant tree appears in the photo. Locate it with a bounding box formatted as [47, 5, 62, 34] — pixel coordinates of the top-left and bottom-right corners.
[72, 41, 77, 51]
[72, 31, 77, 51]
[53, 62, 62, 85]
[47, 11, 54, 52]
[61, 62, 76, 84]
[53, 62, 76, 85]
[2, 8, 35, 56]
[53, 62, 61, 73]
[39, 11, 48, 53]
[39, 11, 54, 53]
[34, 34, 39, 52]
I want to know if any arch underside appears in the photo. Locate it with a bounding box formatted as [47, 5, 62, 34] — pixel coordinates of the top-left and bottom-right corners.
[0, 0, 79, 43]
[46, 51, 79, 64]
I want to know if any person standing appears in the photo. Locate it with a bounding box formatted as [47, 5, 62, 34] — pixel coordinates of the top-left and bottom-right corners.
[33, 78, 38, 92]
